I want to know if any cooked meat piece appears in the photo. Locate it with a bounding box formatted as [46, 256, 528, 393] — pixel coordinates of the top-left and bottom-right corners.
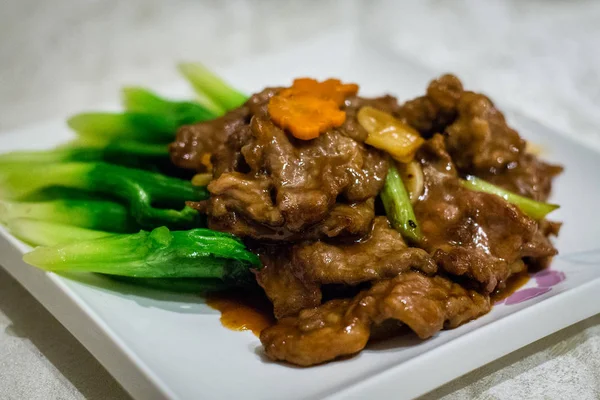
[204, 197, 376, 242]
[367, 272, 490, 337]
[313, 199, 375, 239]
[293, 217, 437, 285]
[256, 216, 438, 318]
[194, 89, 394, 241]
[445, 91, 525, 172]
[396, 74, 463, 137]
[414, 135, 557, 292]
[398, 75, 561, 202]
[169, 107, 248, 172]
[254, 247, 321, 320]
[260, 298, 370, 367]
[261, 272, 490, 366]
[477, 153, 563, 202]
[170, 88, 280, 172]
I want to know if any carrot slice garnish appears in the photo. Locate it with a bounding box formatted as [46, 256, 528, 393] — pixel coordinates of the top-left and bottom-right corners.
[268, 78, 359, 140]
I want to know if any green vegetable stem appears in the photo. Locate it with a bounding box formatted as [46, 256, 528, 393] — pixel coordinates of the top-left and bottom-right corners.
[381, 163, 422, 243]
[178, 62, 247, 115]
[0, 162, 208, 229]
[23, 226, 261, 281]
[0, 141, 169, 169]
[122, 87, 216, 124]
[7, 219, 112, 247]
[0, 198, 138, 233]
[460, 175, 559, 220]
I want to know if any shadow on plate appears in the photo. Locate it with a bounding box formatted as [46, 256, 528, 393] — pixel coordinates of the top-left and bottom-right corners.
[57, 271, 212, 315]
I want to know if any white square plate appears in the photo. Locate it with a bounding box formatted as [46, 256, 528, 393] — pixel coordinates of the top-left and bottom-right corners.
[1, 30, 599, 400]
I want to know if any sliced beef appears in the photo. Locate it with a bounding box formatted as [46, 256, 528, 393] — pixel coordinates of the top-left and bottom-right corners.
[260, 272, 490, 366]
[198, 90, 396, 241]
[396, 74, 463, 137]
[256, 216, 438, 319]
[397, 75, 561, 201]
[445, 91, 525, 172]
[254, 247, 321, 320]
[414, 135, 557, 292]
[170, 88, 280, 172]
[477, 153, 563, 202]
[293, 217, 437, 285]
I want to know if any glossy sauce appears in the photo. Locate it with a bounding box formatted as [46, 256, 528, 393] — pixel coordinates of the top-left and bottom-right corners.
[490, 270, 531, 303]
[206, 290, 275, 336]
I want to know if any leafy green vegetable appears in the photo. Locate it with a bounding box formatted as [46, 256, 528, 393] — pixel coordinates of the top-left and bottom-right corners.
[0, 141, 169, 169]
[23, 226, 261, 281]
[460, 175, 559, 220]
[0, 162, 208, 229]
[68, 112, 177, 143]
[0, 199, 138, 233]
[178, 62, 247, 115]
[7, 219, 112, 247]
[122, 86, 216, 124]
[381, 163, 422, 243]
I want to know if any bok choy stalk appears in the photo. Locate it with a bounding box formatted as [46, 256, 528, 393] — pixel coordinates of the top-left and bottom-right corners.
[0, 199, 138, 233]
[0, 141, 169, 168]
[8, 219, 112, 247]
[380, 163, 422, 243]
[68, 112, 178, 143]
[178, 62, 247, 115]
[23, 226, 261, 282]
[460, 175, 559, 220]
[122, 87, 216, 123]
[0, 162, 208, 229]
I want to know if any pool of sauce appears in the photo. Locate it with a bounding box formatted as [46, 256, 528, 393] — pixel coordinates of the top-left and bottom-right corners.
[208, 269, 535, 336]
[490, 270, 531, 303]
[206, 290, 275, 336]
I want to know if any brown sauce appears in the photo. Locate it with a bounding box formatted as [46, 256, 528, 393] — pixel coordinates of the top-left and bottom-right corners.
[490, 270, 531, 303]
[206, 290, 275, 336]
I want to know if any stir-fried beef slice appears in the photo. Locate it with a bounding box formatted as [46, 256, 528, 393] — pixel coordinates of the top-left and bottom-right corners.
[397, 75, 561, 201]
[445, 91, 525, 173]
[260, 298, 371, 367]
[293, 217, 437, 285]
[414, 135, 557, 292]
[169, 106, 248, 172]
[261, 272, 490, 366]
[477, 153, 563, 202]
[446, 93, 563, 201]
[200, 87, 390, 240]
[396, 74, 463, 137]
[254, 247, 321, 320]
[206, 198, 375, 242]
[368, 272, 490, 337]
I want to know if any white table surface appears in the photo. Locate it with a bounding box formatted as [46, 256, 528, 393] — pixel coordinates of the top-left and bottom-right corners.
[1, 1, 599, 399]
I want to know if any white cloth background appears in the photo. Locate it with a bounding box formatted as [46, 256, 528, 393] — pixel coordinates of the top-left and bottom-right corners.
[0, 1, 598, 399]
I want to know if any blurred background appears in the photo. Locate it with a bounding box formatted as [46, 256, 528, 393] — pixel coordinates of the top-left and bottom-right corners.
[1, 0, 599, 399]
